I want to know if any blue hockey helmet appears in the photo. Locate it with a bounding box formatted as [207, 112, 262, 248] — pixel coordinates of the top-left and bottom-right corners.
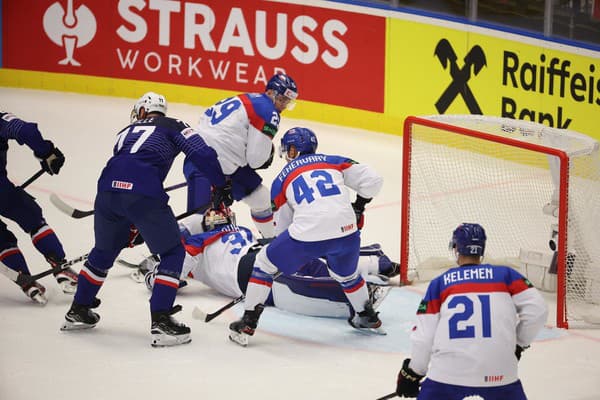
[280, 127, 318, 161]
[266, 73, 298, 111]
[450, 223, 487, 256]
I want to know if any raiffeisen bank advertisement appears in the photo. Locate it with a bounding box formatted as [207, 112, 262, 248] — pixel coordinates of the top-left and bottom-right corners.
[386, 16, 600, 139]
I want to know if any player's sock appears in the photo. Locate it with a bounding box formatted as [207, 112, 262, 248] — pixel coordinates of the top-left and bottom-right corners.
[0, 246, 31, 274]
[251, 209, 275, 239]
[30, 224, 65, 262]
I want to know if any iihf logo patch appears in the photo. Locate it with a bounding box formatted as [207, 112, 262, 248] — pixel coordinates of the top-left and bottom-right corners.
[181, 127, 197, 139]
[112, 180, 133, 190]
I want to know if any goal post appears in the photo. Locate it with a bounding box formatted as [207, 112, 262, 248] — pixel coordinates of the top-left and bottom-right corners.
[401, 115, 600, 329]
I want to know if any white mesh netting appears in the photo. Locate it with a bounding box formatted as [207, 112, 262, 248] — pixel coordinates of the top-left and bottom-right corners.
[403, 115, 600, 327]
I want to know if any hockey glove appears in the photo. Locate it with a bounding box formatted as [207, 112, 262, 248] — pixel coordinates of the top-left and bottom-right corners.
[396, 358, 423, 398]
[127, 225, 144, 248]
[351, 195, 372, 230]
[212, 183, 234, 209]
[515, 345, 529, 361]
[35, 141, 65, 175]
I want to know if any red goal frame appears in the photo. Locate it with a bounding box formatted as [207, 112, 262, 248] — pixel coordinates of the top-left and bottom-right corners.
[401, 116, 571, 328]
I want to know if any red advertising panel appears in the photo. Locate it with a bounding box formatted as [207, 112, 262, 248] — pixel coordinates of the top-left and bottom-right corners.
[3, 0, 385, 112]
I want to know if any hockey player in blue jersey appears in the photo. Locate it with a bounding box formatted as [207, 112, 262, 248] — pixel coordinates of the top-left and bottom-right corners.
[228, 127, 385, 346]
[395, 223, 548, 399]
[137, 207, 399, 318]
[60, 92, 226, 347]
[0, 111, 78, 304]
[183, 73, 298, 239]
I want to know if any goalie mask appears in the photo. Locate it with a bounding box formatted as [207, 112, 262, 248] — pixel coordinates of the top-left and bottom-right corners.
[130, 91, 168, 123]
[279, 127, 318, 162]
[202, 207, 236, 232]
[450, 223, 487, 257]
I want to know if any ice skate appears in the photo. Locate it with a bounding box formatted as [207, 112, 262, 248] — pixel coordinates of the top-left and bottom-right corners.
[61, 299, 101, 331]
[348, 302, 386, 335]
[46, 255, 78, 294]
[54, 266, 78, 294]
[150, 305, 191, 347]
[228, 304, 264, 347]
[21, 280, 48, 305]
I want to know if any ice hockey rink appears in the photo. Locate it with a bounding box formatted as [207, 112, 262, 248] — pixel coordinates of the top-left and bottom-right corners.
[1, 87, 599, 400]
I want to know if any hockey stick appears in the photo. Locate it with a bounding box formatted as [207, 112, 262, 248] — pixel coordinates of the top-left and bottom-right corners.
[192, 295, 245, 322]
[174, 202, 210, 222]
[50, 181, 188, 219]
[0, 253, 88, 287]
[20, 169, 45, 189]
[375, 392, 397, 400]
[49, 193, 94, 218]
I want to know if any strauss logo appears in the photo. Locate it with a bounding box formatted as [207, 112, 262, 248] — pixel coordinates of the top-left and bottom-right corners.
[43, 0, 96, 66]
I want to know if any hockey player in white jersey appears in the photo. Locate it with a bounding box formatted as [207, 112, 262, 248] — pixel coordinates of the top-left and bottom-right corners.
[183, 73, 298, 239]
[395, 223, 548, 399]
[138, 208, 399, 318]
[228, 127, 384, 346]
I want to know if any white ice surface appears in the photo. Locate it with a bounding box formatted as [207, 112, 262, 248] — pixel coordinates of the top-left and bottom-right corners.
[1, 88, 599, 400]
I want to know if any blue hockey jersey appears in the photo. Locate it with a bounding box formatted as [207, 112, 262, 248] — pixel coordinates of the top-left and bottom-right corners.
[97, 116, 224, 201]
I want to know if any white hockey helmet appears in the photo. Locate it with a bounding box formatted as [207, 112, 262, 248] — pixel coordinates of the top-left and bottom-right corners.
[130, 91, 168, 123]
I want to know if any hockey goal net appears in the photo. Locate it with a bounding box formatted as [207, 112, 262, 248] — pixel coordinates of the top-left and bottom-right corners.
[401, 115, 600, 329]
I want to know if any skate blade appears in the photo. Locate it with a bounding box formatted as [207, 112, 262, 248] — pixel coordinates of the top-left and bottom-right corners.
[60, 320, 96, 331]
[151, 333, 192, 348]
[350, 324, 387, 336]
[228, 331, 249, 347]
[31, 294, 48, 305]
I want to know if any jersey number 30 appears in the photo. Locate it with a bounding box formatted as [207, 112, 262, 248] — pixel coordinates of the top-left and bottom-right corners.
[292, 171, 341, 204]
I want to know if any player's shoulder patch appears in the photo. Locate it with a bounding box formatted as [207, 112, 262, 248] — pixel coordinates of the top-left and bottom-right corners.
[262, 123, 278, 138]
[180, 127, 198, 139]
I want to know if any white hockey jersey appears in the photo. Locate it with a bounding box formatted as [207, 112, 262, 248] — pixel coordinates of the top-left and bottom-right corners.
[198, 93, 280, 174]
[270, 154, 383, 241]
[181, 225, 254, 298]
[176, 221, 390, 317]
[409, 263, 548, 387]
